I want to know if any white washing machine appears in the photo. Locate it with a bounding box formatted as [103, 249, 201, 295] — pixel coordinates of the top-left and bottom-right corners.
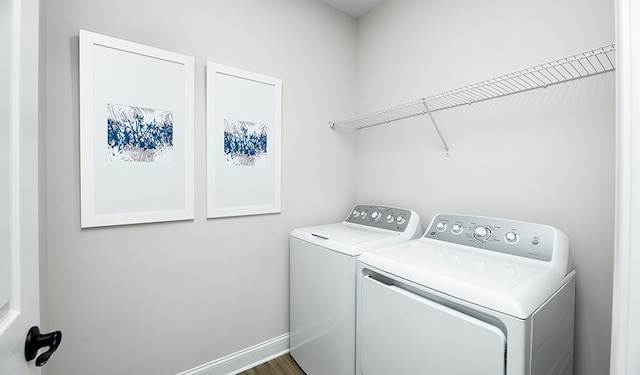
[357, 213, 576, 375]
[290, 204, 422, 375]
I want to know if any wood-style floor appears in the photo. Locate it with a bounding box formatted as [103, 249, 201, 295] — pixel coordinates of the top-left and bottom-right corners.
[237, 354, 306, 375]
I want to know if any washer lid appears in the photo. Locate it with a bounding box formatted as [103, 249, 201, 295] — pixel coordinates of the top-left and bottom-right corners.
[291, 223, 400, 256]
[358, 240, 572, 319]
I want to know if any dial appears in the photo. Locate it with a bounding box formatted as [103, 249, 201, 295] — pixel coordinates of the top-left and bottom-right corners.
[451, 224, 463, 234]
[504, 231, 519, 244]
[352, 210, 359, 217]
[396, 216, 406, 225]
[473, 226, 492, 241]
[371, 211, 381, 221]
[436, 222, 447, 232]
[386, 214, 394, 223]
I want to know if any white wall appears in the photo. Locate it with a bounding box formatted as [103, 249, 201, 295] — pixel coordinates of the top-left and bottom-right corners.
[355, 1, 615, 374]
[44, 0, 357, 374]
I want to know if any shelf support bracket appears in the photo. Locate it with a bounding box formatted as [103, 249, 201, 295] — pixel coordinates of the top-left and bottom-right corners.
[422, 99, 450, 155]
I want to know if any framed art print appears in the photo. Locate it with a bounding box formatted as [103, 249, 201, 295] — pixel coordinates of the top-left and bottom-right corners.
[206, 62, 282, 218]
[79, 30, 194, 227]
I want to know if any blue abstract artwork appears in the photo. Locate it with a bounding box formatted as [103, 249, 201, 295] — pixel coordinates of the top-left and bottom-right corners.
[224, 119, 268, 166]
[107, 103, 174, 162]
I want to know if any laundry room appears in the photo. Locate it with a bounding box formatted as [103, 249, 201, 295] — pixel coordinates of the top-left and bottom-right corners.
[35, 0, 616, 374]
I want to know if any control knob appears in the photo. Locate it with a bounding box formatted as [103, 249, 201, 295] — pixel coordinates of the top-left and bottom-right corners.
[386, 214, 394, 223]
[451, 224, 463, 235]
[436, 222, 447, 232]
[371, 211, 381, 222]
[396, 216, 406, 225]
[504, 231, 519, 244]
[473, 226, 492, 242]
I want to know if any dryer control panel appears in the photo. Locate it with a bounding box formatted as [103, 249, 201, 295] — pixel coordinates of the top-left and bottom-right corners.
[345, 205, 414, 232]
[424, 214, 560, 261]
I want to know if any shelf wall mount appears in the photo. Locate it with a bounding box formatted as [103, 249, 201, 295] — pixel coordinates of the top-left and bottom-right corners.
[330, 43, 616, 153]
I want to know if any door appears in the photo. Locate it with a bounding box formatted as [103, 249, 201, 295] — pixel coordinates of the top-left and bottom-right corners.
[612, 1, 640, 374]
[0, 0, 42, 373]
[358, 276, 506, 375]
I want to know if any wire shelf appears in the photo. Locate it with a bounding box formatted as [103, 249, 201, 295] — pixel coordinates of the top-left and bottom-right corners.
[331, 44, 616, 129]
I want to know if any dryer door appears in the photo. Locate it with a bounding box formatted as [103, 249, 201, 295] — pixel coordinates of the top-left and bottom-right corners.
[359, 276, 506, 375]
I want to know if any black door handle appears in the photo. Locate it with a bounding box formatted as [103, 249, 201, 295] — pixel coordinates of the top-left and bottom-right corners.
[24, 326, 62, 367]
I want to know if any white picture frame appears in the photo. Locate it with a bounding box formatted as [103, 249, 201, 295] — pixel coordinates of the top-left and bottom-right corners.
[79, 30, 195, 228]
[206, 62, 282, 218]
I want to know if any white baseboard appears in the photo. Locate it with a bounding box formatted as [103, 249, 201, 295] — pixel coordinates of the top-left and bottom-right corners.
[177, 333, 290, 375]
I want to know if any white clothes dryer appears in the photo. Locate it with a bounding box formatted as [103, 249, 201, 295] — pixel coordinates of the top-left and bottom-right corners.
[290, 204, 421, 375]
[357, 213, 576, 375]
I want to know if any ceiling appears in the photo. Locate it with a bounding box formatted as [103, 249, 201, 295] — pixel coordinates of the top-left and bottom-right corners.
[320, 0, 383, 18]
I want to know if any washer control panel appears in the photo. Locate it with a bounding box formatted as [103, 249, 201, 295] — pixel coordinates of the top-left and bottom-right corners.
[425, 214, 555, 261]
[345, 205, 413, 232]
